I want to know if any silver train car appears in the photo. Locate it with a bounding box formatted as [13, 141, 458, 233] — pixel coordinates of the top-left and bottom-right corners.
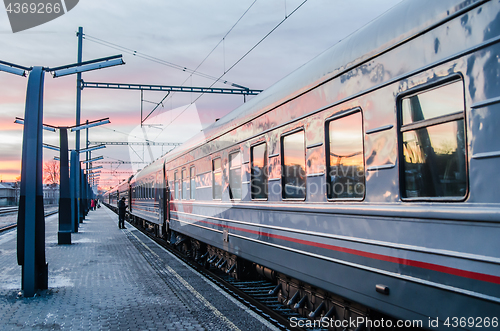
[105, 0, 500, 328]
[129, 158, 166, 235]
[104, 178, 131, 213]
[105, 186, 119, 210]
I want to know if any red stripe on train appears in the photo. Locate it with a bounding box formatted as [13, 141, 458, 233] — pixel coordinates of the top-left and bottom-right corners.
[196, 219, 500, 285]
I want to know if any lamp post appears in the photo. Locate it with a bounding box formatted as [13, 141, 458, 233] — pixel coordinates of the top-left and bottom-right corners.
[16, 118, 110, 244]
[83, 156, 103, 199]
[58, 128, 71, 244]
[3, 54, 123, 297]
[17, 67, 47, 298]
[83, 156, 104, 163]
[70, 151, 78, 233]
[71, 117, 109, 219]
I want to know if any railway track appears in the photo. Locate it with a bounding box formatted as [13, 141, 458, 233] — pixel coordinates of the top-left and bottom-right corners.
[123, 216, 328, 331]
[105, 205, 425, 331]
[0, 206, 19, 215]
[0, 209, 58, 233]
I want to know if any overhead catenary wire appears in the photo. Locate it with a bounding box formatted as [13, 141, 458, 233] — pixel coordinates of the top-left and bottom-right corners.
[84, 2, 257, 142]
[190, 0, 258, 78]
[85, 0, 307, 148]
[160, 0, 309, 132]
[101, 126, 155, 143]
[83, 34, 247, 89]
[148, 0, 259, 140]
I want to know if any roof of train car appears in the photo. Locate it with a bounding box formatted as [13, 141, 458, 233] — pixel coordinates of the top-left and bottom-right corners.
[131, 155, 166, 184]
[117, 179, 130, 191]
[107, 186, 118, 194]
[161, 0, 478, 162]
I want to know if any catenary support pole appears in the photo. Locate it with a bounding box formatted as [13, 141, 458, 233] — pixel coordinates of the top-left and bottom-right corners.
[16, 66, 47, 297]
[80, 167, 85, 221]
[58, 128, 71, 244]
[85, 119, 89, 216]
[70, 150, 78, 233]
[76, 26, 83, 223]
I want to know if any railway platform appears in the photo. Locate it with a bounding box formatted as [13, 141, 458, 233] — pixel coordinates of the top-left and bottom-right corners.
[0, 206, 279, 331]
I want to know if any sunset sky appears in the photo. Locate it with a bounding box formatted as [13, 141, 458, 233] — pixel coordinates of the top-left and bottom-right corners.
[0, 0, 402, 189]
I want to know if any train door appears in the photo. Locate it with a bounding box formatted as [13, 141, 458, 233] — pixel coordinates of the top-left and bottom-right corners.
[128, 184, 132, 213]
[164, 164, 171, 240]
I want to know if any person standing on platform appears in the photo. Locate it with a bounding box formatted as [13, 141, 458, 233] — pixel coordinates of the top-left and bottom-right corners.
[91, 199, 95, 211]
[118, 197, 127, 229]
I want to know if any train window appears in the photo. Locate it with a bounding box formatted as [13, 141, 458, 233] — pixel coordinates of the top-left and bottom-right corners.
[400, 79, 467, 199]
[251, 143, 268, 199]
[213, 158, 222, 200]
[174, 172, 179, 200]
[182, 169, 188, 200]
[229, 151, 242, 200]
[326, 111, 365, 200]
[190, 166, 196, 200]
[282, 130, 306, 199]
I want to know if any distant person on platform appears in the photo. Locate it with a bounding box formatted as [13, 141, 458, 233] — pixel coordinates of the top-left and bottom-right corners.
[91, 199, 95, 211]
[118, 197, 127, 229]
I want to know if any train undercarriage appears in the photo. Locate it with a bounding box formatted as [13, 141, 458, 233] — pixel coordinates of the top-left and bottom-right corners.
[119, 209, 419, 331]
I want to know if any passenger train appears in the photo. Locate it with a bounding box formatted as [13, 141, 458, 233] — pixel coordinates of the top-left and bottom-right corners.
[104, 0, 500, 328]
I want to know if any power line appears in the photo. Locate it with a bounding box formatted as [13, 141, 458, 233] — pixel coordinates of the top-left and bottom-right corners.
[191, 0, 257, 78]
[99, 171, 135, 174]
[81, 81, 261, 95]
[148, 1, 258, 140]
[161, 0, 309, 132]
[84, 1, 308, 142]
[94, 161, 148, 164]
[84, 2, 259, 135]
[101, 126, 155, 142]
[84, 34, 248, 89]
[220, 0, 309, 81]
[89, 141, 181, 146]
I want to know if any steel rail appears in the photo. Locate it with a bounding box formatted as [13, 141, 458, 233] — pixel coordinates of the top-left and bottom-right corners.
[0, 210, 58, 233]
[102, 203, 305, 331]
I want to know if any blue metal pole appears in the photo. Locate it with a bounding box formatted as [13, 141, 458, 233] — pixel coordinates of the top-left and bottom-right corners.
[58, 128, 71, 244]
[80, 167, 84, 222]
[87, 175, 91, 211]
[86, 119, 90, 215]
[16, 66, 47, 297]
[83, 168, 88, 216]
[70, 150, 78, 233]
[76, 26, 83, 224]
